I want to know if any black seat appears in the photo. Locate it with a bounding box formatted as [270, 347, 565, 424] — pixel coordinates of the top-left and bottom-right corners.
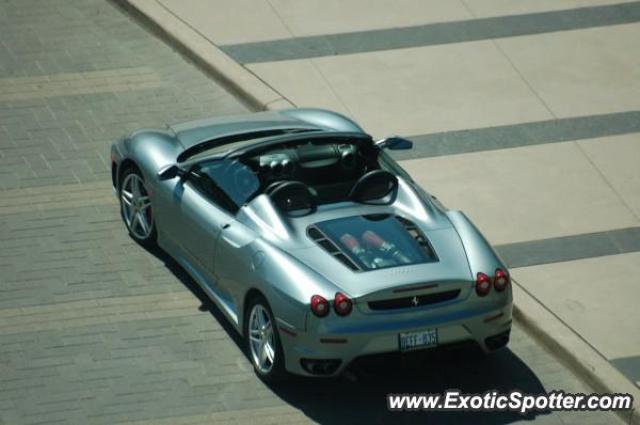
[264, 180, 288, 195]
[348, 170, 398, 204]
[266, 181, 317, 216]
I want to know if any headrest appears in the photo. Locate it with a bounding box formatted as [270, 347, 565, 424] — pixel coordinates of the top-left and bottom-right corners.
[348, 170, 398, 204]
[266, 181, 317, 216]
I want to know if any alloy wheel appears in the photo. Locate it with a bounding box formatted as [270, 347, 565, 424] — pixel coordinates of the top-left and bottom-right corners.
[248, 304, 276, 374]
[121, 173, 153, 240]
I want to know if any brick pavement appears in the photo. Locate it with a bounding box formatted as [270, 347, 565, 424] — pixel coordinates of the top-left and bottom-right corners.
[0, 0, 628, 424]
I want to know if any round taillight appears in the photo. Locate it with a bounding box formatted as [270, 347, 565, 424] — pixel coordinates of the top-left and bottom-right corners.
[333, 292, 352, 316]
[310, 295, 329, 317]
[493, 268, 509, 292]
[476, 272, 491, 296]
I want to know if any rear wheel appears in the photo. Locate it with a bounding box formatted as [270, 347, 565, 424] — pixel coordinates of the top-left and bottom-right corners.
[119, 166, 157, 246]
[244, 295, 286, 383]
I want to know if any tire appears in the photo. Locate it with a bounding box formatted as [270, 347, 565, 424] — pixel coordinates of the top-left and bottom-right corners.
[118, 166, 157, 247]
[244, 295, 286, 383]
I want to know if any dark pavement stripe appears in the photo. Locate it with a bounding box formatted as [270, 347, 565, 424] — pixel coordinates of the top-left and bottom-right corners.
[390, 111, 640, 160]
[610, 356, 640, 387]
[221, 2, 640, 63]
[496, 227, 640, 268]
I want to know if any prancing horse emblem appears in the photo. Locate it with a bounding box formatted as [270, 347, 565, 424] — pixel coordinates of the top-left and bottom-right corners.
[411, 296, 419, 306]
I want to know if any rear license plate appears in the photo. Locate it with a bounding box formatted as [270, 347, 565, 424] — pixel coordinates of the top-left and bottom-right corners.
[399, 328, 438, 352]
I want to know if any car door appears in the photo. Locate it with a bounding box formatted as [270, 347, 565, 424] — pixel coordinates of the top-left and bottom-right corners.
[158, 157, 260, 305]
[182, 175, 232, 273]
[159, 165, 233, 290]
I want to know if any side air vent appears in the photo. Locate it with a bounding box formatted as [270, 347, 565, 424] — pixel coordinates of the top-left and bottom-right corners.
[307, 226, 360, 271]
[395, 216, 438, 260]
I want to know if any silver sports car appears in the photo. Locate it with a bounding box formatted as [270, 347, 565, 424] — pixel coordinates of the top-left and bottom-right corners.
[110, 108, 512, 381]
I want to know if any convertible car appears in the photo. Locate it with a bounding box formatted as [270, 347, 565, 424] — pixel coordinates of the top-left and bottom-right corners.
[110, 108, 512, 381]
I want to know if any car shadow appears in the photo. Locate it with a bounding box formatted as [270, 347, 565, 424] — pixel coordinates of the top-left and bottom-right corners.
[144, 243, 549, 425]
[270, 347, 549, 425]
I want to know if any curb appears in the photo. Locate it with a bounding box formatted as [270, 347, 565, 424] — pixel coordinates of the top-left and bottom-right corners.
[111, 0, 295, 112]
[112, 2, 638, 422]
[512, 281, 639, 424]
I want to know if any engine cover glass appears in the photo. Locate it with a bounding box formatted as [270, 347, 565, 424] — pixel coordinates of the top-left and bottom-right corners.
[313, 214, 438, 271]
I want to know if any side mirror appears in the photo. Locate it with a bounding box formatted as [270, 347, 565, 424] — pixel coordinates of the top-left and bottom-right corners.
[158, 164, 185, 180]
[375, 136, 413, 150]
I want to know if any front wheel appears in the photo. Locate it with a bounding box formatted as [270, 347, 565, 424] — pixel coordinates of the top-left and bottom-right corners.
[119, 166, 157, 247]
[244, 296, 286, 383]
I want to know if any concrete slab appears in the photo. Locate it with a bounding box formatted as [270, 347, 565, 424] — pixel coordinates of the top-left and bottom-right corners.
[465, 0, 640, 18]
[157, 0, 290, 44]
[268, 0, 472, 36]
[249, 40, 553, 137]
[400, 140, 640, 244]
[391, 111, 640, 160]
[611, 356, 640, 387]
[496, 227, 640, 268]
[496, 23, 640, 118]
[158, 0, 472, 44]
[513, 252, 640, 360]
[244, 59, 351, 116]
[221, 2, 640, 64]
[578, 133, 640, 220]
[512, 278, 640, 412]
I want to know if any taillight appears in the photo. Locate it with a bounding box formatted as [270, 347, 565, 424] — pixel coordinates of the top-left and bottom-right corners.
[476, 272, 491, 296]
[310, 295, 329, 317]
[493, 268, 510, 292]
[333, 292, 352, 316]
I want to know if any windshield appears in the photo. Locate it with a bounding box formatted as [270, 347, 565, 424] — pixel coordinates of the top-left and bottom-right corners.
[179, 128, 319, 162]
[192, 159, 260, 210]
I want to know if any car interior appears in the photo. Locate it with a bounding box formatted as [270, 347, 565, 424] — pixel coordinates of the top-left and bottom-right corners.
[191, 137, 401, 216]
[244, 139, 399, 215]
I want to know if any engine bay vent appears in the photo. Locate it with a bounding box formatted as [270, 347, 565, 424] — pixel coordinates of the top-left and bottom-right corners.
[395, 216, 438, 260]
[307, 226, 361, 271]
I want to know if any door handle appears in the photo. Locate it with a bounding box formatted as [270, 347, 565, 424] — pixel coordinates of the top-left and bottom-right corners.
[220, 223, 254, 248]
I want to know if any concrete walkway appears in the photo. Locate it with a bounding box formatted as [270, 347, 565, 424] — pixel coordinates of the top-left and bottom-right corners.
[150, 0, 640, 389]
